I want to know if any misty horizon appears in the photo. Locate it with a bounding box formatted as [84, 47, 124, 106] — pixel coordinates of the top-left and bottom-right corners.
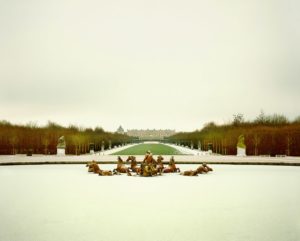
[1, 110, 299, 133]
[1, 0, 299, 132]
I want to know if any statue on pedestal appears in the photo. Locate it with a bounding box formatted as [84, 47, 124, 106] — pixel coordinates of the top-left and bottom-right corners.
[57, 136, 66, 155]
[237, 135, 246, 156]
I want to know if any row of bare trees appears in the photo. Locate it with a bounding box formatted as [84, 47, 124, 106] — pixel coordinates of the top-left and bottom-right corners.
[0, 121, 133, 155]
[168, 114, 300, 156]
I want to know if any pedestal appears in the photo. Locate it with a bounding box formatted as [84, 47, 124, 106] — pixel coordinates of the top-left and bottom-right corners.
[57, 148, 65, 156]
[237, 147, 246, 157]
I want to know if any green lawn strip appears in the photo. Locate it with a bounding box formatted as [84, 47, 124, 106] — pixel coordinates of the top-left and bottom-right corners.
[111, 143, 183, 155]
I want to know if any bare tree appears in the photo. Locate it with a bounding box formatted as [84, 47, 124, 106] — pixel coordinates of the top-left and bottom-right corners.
[253, 133, 261, 156]
[286, 133, 293, 156]
[42, 136, 50, 155]
[8, 134, 18, 155]
[233, 113, 244, 125]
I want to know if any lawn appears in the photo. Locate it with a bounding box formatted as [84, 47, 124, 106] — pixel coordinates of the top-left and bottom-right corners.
[111, 143, 183, 155]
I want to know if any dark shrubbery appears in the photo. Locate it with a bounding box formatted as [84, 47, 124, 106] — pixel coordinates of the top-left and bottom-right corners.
[0, 121, 133, 155]
[168, 114, 300, 156]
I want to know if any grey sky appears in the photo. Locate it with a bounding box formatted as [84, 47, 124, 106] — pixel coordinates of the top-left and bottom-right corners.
[0, 0, 299, 132]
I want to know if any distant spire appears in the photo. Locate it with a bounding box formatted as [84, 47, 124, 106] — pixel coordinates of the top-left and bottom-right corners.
[116, 125, 125, 134]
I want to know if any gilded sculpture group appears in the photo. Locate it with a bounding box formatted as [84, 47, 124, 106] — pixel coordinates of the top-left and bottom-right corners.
[86, 151, 213, 177]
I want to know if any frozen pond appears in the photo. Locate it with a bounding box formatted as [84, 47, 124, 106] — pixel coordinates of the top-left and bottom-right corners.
[0, 164, 300, 241]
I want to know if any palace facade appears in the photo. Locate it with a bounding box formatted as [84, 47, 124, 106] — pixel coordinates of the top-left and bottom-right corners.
[116, 126, 176, 140]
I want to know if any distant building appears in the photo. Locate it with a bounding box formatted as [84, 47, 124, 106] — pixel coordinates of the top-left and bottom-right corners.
[116, 125, 125, 134]
[126, 129, 176, 140]
[116, 126, 176, 140]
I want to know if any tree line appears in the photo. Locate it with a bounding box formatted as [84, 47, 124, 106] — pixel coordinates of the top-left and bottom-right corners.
[168, 113, 300, 156]
[0, 121, 133, 155]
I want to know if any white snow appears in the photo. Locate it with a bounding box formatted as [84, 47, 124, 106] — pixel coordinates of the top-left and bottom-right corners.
[0, 164, 300, 241]
[1, 154, 300, 165]
[164, 143, 210, 155]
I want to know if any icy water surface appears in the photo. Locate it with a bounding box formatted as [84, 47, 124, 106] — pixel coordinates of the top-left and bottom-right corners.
[0, 164, 300, 241]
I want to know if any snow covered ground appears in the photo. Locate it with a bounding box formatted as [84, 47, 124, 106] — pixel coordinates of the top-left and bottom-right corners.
[1, 142, 300, 165]
[1, 154, 300, 165]
[164, 143, 210, 155]
[0, 164, 299, 241]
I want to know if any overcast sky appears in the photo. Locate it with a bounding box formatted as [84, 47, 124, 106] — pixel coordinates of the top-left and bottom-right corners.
[0, 0, 299, 132]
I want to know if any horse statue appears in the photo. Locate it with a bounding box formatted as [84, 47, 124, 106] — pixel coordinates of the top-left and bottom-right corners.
[86, 160, 100, 173]
[126, 155, 162, 177]
[86, 160, 113, 176]
[195, 163, 213, 173]
[163, 156, 180, 173]
[131, 152, 160, 177]
[98, 169, 114, 176]
[143, 152, 157, 166]
[181, 163, 213, 176]
[113, 156, 131, 175]
[202, 163, 213, 172]
[126, 155, 142, 175]
[140, 162, 161, 177]
[180, 169, 199, 176]
[156, 155, 164, 173]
